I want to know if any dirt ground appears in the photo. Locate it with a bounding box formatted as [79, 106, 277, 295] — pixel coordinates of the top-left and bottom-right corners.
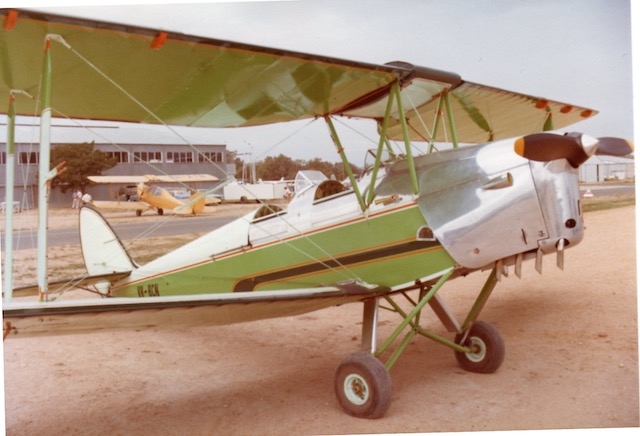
[2, 204, 639, 435]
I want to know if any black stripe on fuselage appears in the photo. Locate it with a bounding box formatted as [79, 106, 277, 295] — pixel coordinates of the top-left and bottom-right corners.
[233, 239, 441, 292]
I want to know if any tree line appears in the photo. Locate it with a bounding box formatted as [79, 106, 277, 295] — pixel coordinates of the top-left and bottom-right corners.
[47, 143, 358, 193]
[235, 154, 360, 182]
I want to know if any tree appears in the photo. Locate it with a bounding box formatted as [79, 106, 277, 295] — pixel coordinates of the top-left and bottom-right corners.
[305, 158, 335, 178]
[229, 151, 362, 182]
[304, 158, 358, 180]
[50, 142, 117, 193]
[255, 154, 303, 181]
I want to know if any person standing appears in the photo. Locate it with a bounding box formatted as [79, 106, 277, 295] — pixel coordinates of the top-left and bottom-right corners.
[72, 189, 81, 208]
[81, 191, 93, 205]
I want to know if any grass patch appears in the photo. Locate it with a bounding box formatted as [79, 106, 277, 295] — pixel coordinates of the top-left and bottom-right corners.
[582, 193, 635, 212]
[126, 235, 201, 264]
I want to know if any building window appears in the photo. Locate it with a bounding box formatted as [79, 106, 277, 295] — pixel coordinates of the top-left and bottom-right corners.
[166, 151, 193, 163]
[198, 152, 223, 163]
[133, 151, 162, 163]
[106, 151, 129, 163]
[0, 152, 5, 165]
[19, 152, 39, 165]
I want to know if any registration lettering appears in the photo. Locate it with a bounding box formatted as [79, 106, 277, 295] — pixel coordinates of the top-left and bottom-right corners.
[136, 283, 160, 297]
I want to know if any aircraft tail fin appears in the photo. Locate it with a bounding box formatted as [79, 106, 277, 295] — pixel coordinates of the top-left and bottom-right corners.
[79, 205, 138, 276]
[188, 191, 206, 214]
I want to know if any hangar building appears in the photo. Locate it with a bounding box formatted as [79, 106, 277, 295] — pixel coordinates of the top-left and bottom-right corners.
[1, 119, 231, 210]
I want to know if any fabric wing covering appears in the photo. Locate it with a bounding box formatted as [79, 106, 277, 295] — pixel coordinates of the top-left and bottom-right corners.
[0, 9, 596, 144]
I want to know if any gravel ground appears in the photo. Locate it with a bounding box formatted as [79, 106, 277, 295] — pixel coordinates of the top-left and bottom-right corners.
[2, 205, 638, 435]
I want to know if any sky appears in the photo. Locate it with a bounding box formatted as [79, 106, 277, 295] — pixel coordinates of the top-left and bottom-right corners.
[3, 0, 636, 165]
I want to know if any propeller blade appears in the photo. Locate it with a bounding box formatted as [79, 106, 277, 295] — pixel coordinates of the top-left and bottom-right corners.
[595, 137, 634, 157]
[514, 132, 597, 168]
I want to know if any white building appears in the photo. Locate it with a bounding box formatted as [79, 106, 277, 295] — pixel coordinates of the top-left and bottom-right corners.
[579, 155, 635, 183]
[1, 118, 231, 208]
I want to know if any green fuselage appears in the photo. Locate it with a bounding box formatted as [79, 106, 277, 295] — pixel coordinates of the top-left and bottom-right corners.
[111, 202, 456, 298]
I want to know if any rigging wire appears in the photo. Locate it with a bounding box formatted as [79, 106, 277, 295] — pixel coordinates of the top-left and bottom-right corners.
[53, 37, 229, 178]
[21, 33, 368, 297]
[251, 117, 318, 162]
[5, 67, 45, 286]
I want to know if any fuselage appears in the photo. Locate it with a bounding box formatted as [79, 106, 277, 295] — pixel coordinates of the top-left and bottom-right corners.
[106, 135, 584, 298]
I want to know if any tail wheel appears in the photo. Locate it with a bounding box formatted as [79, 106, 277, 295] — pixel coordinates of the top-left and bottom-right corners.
[158, 208, 164, 216]
[334, 352, 392, 419]
[454, 321, 505, 373]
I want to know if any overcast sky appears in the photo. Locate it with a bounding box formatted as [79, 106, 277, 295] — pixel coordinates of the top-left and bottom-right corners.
[7, 0, 637, 164]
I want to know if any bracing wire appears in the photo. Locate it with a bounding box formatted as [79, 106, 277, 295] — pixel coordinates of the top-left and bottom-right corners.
[33, 34, 368, 298]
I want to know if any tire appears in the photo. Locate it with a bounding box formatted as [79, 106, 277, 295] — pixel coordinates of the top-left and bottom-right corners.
[454, 321, 505, 374]
[334, 352, 392, 419]
[135, 209, 142, 217]
[158, 208, 164, 216]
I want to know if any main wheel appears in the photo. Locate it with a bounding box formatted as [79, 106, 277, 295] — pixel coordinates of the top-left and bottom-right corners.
[454, 321, 505, 374]
[334, 352, 392, 419]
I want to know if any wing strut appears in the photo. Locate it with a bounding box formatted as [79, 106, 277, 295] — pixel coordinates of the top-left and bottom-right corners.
[327, 80, 424, 210]
[442, 92, 460, 148]
[4, 93, 17, 302]
[366, 80, 398, 206]
[325, 115, 366, 211]
[2, 89, 34, 302]
[36, 35, 54, 301]
[428, 95, 446, 153]
[393, 82, 420, 195]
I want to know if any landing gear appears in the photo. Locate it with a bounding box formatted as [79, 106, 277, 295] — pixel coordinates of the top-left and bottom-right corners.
[334, 352, 392, 419]
[334, 266, 506, 418]
[454, 320, 505, 373]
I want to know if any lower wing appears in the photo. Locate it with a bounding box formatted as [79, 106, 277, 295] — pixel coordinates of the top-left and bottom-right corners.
[3, 283, 386, 338]
[9, 272, 132, 298]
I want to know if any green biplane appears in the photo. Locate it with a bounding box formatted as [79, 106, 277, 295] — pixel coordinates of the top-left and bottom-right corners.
[1, 8, 632, 418]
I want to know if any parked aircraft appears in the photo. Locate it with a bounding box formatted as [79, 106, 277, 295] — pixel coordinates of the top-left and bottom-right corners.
[88, 174, 219, 216]
[0, 9, 632, 419]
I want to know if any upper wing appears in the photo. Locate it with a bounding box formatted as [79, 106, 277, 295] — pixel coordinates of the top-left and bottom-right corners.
[88, 175, 146, 184]
[88, 175, 218, 183]
[0, 9, 398, 127]
[144, 174, 219, 183]
[345, 76, 597, 143]
[0, 9, 595, 143]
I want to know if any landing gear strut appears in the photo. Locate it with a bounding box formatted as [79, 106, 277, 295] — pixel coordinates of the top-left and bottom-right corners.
[333, 266, 505, 418]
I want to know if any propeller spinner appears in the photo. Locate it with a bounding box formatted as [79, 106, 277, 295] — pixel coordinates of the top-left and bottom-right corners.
[514, 133, 633, 167]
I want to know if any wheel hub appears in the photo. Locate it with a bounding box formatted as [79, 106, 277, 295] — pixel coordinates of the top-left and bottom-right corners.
[344, 374, 369, 405]
[466, 337, 487, 363]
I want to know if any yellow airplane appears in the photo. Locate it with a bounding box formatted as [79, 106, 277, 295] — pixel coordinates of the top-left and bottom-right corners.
[88, 174, 218, 216]
[0, 9, 632, 419]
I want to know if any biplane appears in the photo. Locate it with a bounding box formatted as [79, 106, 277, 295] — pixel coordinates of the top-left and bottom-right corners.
[0, 9, 632, 419]
[87, 174, 219, 216]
